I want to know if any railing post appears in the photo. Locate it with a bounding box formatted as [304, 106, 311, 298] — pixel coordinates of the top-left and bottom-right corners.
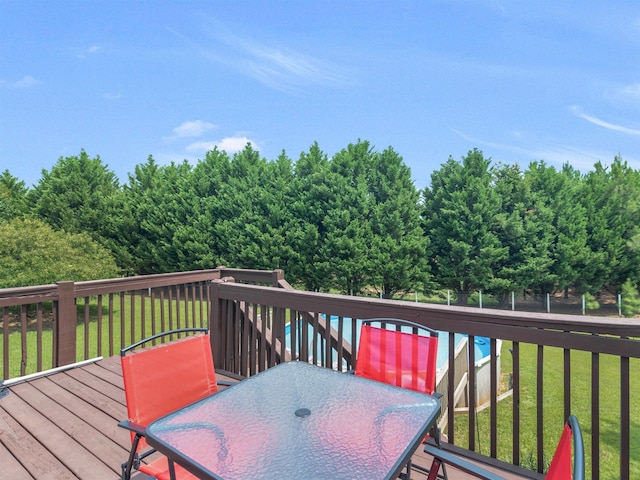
[55, 281, 77, 367]
[210, 276, 235, 369]
[272, 269, 284, 287]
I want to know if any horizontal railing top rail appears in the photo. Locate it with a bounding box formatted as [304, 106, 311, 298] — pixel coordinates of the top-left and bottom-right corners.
[212, 281, 640, 357]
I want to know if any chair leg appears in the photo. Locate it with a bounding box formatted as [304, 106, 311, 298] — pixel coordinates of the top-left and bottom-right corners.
[427, 458, 443, 480]
[168, 459, 177, 480]
[122, 435, 142, 480]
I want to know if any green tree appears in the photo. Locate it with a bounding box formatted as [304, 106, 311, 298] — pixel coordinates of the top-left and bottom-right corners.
[289, 142, 335, 291]
[423, 149, 507, 304]
[492, 163, 555, 304]
[582, 156, 640, 291]
[525, 162, 593, 295]
[368, 146, 431, 298]
[0, 170, 29, 222]
[124, 156, 195, 274]
[323, 141, 374, 295]
[28, 150, 133, 271]
[620, 279, 640, 318]
[0, 218, 120, 288]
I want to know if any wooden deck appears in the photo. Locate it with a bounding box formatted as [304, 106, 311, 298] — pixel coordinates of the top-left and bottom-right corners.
[0, 357, 530, 480]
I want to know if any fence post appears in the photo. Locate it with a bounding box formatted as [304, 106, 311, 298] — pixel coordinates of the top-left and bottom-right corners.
[55, 281, 77, 367]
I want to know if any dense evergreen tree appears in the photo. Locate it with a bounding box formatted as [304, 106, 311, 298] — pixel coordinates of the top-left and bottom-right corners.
[289, 142, 335, 291]
[368, 146, 431, 297]
[125, 157, 195, 273]
[423, 149, 507, 304]
[0, 170, 29, 222]
[525, 162, 593, 295]
[582, 156, 640, 290]
[492, 163, 555, 303]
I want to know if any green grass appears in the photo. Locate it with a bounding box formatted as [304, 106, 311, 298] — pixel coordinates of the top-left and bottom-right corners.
[453, 341, 640, 479]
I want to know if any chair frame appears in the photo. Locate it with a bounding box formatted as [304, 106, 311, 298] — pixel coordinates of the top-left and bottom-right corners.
[118, 327, 220, 480]
[424, 414, 585, 480]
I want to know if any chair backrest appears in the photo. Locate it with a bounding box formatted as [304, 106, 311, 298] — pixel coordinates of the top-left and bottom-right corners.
[121, 329, 218, 450]
[355, 318, 438, 395]
[545, 415, 585, 480]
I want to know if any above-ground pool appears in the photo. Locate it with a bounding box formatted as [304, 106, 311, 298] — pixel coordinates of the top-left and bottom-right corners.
[285, 317, 490, 371]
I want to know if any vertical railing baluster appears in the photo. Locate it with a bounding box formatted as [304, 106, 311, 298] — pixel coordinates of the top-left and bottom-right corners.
[20, 304, 27, 376]
[512, 341, 520, 466]
[108, 293, 114, 356]
[36, 303, 43, 372]
[490, 338, 497, 458]
[447, 329, 455, 444]
[591, 347, 600, 479]
[83, 297, 90, 359]
[620, 353, 630, 480]
[97, 295, 103, 357]
[536, 344, 544, 473]
[469, 334, 476, 452]
[2, 307, 9, 380]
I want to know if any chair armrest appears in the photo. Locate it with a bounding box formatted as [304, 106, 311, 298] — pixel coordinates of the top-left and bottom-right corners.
[424, 444, 507, 480]
[118, 419, 146, 436]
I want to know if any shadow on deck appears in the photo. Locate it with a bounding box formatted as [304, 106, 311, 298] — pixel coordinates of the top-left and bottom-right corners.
[0, 357, 529, 480]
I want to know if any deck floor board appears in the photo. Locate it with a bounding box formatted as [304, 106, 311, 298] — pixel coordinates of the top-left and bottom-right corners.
[0, 357, 531, 479]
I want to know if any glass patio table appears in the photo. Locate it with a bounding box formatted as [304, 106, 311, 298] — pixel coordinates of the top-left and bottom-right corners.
[145, 361, 441, 480]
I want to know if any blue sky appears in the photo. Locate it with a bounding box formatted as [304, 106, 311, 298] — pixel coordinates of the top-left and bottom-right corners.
[1, 1, 639, 189]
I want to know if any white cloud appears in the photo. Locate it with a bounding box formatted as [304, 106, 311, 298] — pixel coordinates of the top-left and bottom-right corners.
[570, 106, 640, 135]
[87, 45, 100, 54]
[103, 92, 121, 100]
[173, 120, 217, 138]
[186, 136, 258, 154]
[0, 75, 41, 88]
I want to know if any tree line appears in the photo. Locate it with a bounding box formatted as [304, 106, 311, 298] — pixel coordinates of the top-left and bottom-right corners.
[1, 142, 639, 311]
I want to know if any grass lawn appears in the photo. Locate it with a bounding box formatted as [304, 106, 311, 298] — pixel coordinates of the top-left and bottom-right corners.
[453, 340, 640, 479]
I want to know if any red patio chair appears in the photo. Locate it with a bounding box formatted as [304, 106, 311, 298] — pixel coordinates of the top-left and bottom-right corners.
[355, 318, 441, 479]
[118, 328, 231, 480]
[424, 414, 585, 480]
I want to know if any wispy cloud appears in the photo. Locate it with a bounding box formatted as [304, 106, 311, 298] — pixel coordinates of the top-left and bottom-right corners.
[173, 120, 217, 138]
[77, 45, 101, 59]
[186, 136, 258, 154]
[0, 75, 41, 88]
[570, 106, 640, 135]
[171, 22, 354, 94]
[450, 128, 638, 171]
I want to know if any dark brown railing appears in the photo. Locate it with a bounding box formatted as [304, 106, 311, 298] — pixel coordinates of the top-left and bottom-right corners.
[210, 277, 640, 480]
[0, 267, 281, 379]
[1, 268, 639, 479]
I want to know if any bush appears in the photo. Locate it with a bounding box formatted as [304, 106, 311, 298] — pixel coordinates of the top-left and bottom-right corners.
[0, 218, 120, 288]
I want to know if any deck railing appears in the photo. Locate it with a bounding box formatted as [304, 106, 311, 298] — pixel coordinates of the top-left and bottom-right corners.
[0, 267, 281, 379]
[210, 276, 640, 480]
[1, 268, 639, 478]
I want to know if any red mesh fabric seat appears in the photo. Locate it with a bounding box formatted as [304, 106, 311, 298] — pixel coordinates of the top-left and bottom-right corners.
[355, 321, 438, 395]
[119, 328, 221, 480]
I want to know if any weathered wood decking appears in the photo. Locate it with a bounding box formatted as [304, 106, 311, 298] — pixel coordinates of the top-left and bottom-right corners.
[0, 357, 527, 480]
